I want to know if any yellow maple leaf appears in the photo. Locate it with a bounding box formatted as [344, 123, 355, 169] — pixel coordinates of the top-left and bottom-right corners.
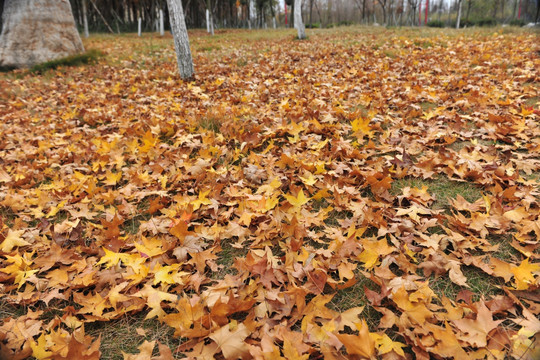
[351, 117, 374, 139]
[335, 320, 375, 358]
[284, 189, 310, 209]
[209, 321, 250, 359]
[102, 171, 122, 186]
[31, 334, 53, 360]
[191, 190, 212, 210]
[45, 200, 67, 218]
[283, 338, 309, 360]
[371, 333, 406, 356]
[1, 230, 30, 252]
[95, 248, 130, 269]
[511, 258, 540, 290]
[358, 238, 394, 269]
[299, 172, 317, 186]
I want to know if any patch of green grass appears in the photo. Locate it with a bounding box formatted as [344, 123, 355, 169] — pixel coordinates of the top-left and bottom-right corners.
[390, 176, 482, 210]
[429, 274, 462, 300]
[463, 266, 505, 298]
[429, 266, 504, 302]
[419, 101, 437, 111]
[86, 313, 182, 359]
[212, 240, 249, 279]
[198, 117, 221, 133]
[0, 65, 17, 73]
[0, 299, 27, 319]
[122, 213, 152, 235]
[29, 49, 105, 74]
[523, 96, 539, 108]
[236, 57, 248, 67]
[383, 49, 398, 58]
[413, 40, 433, 48]
[489, 234, 521, 262]
[324, 210, 353, 227]
[327, 272, 382, 331]
[197, 45, 221, 52]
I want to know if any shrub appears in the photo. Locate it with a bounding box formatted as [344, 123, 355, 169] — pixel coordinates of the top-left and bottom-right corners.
[509, 19, 526, 26]
[29, 49, 105, 73]
[427, 20, 444, 28]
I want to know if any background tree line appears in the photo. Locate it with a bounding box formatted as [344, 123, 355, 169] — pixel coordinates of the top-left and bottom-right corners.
[0, 0, 538, 34]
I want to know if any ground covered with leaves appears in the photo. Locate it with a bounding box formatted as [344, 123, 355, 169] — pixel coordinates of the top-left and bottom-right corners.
[0, 27, 539, 359]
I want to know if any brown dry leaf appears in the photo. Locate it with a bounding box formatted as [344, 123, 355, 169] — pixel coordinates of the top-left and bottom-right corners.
[209, 322, 250, 359]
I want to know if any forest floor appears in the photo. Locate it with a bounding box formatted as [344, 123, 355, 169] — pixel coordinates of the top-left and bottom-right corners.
[0, 26, 539, 359]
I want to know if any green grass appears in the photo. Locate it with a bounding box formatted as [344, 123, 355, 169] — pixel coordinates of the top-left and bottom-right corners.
[489, 234, 521, 262]
[327, 272, 382, 330]
[197, 117, 221, 133]
[86, 314, 182, 359]
[29, 49, 105, 74]
[211, 240, 249, 279]
[391, 176, 483, 210]
[429, 266, 505, 302]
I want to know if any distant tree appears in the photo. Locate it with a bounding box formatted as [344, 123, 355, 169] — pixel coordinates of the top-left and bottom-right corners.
[0, 0, 84, 68]
[456, 0, 463, 28]
[166, 0, 194, 80]
[295, 0, 306, 38]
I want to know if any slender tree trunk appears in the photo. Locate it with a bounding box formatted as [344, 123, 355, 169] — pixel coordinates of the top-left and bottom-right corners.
[166, 0, 194, 80]
[295, 0, 306, 38]
[466, 0, 472, 22]
[309, 0, 314, 26]
[249, 0, 256, 28]
[82, 0, 89, 37]
[89, 0, 115, 33]
[362, 0, 366, 22]
[0, 0, 84, 68]
[456, 0, 462, 28]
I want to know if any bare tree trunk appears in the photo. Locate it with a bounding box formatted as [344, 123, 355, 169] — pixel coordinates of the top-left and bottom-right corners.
[466, 0, 472, 22]
[82, 0, 89, 37]
[0, 0, 84, 68]
[166, 0, 194, 80]
[295, 0, 306, 38]
[89, 0, 115, 33]
[456, 0, 462, 28]
[309, 0, 314, 26]
[249, 0, 256, 28]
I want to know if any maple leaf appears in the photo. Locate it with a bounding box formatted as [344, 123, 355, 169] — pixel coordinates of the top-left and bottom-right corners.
[30, 334, 52, 360]
[283, 338, 309, 360]
[122, 340, 155, 360]
[1, 230, 30, 252]
[453, 301, 503, 347]
[335, 321, 375, 358]
[191, 190, 212, 210]
[371, 333, 406, 356]
[511, 258, 540, 290]
[351, 117, 374, 140]
[391, 286, 433, 325]
[284, 189, 310, 209]
[209, 321, 250, 359]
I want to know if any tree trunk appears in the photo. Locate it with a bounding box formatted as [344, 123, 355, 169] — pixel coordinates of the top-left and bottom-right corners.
[309, 0, 313, 26]
[249, 0, 256, 28]
[456, 0, 462, 28]
[0, 0, 84, 68]
[295, 0, 306, 39]
[0, 0, 3, 33]
[466, 0, 472, 22]
[166, 0, 194, 80]
[82, 0, 89, 37]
